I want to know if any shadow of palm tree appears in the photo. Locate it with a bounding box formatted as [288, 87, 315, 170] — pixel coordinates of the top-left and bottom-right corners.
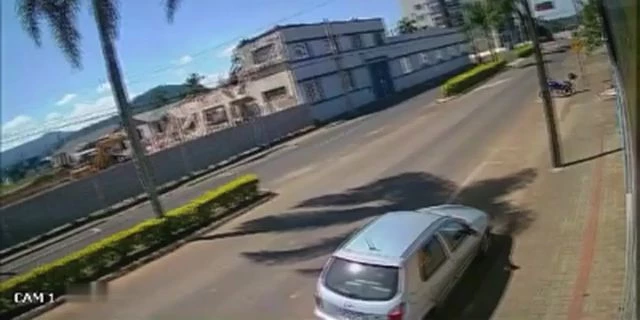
[221, 169, 537, 320]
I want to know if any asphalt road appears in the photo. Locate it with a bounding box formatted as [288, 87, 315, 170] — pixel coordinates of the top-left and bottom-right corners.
[31, 51, 570, 320]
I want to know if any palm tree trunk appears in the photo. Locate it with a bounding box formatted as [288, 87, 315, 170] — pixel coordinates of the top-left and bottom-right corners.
[93, 1, 164, 218]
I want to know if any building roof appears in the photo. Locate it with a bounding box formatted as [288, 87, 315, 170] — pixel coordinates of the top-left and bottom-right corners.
[237, 18, 384, 47]
[55, 123, 121, 155]
[337, 211, 443, 264]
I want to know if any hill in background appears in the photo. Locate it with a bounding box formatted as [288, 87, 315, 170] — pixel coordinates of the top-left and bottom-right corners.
[1, 84, 193, 169]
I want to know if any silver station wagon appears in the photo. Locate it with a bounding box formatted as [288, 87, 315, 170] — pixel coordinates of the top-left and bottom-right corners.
[314, 204, 491, 320]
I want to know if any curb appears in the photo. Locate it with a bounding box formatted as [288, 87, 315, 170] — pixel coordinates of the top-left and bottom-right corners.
[0, 126, 317, 261]
[436, 96, 459, 104]
[12, 191, 276, 320]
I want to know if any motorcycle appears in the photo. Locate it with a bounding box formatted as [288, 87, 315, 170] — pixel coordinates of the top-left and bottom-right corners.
[540, 73, 577, 97]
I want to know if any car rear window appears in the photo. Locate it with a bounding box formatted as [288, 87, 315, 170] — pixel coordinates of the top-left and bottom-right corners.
[323, 257, 399, 301]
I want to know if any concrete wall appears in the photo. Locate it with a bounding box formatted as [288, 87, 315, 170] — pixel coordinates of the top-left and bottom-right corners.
[0, 105, 313, 249]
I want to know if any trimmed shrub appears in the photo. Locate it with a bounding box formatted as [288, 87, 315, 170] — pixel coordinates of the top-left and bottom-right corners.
[0, 174, 259, 316]
[441, 60, 507, 97]
[514, 43, 534, 58]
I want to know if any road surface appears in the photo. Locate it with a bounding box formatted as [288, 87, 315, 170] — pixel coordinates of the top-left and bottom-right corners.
[31, 51, 573, 320]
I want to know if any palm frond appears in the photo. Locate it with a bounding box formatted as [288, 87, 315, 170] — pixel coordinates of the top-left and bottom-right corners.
[41, 0, 82, 68]
[92, 0, 119, 40]
[17, 0, 44, 46]
[165, 0, 182, 23]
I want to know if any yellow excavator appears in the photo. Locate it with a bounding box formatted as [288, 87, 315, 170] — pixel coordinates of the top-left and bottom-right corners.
[69, 132, 129, 179]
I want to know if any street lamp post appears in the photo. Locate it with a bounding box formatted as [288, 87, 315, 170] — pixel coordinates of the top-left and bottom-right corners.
[520, 0, 563, 168]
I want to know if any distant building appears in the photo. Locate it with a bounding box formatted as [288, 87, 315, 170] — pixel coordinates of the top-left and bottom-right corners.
[398, 0, 466, 29]
[233, 18, 470, 122]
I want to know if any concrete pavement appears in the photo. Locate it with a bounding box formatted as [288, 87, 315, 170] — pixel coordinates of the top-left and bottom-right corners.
[32, 51, 619, 320]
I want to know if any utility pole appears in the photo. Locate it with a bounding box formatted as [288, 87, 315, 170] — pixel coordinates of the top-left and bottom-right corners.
[520, 0, 563, 168]
[323, 20, 355, 113]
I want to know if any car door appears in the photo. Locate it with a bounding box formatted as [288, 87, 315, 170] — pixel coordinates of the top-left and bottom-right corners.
[417, 235, 456, 311]
[436, 219, 481, 298]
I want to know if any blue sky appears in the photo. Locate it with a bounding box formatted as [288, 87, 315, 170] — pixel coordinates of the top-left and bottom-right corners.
[0, 0, 575, 151]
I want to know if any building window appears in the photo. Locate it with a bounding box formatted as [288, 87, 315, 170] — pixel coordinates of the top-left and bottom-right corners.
[302, 80, 324, 103]
[420, 52, 431, 66]
[373, 32, 384, 46]
[154, 122, 164, 133]
[291, 43, 310, 59]
[414, 3, 423, 10]
[416, 14, 426, 21]
[342, 71, 356, 91]
[448, 46, 458, 57]
[203, 106, 228, 126]
[351, 34, 363, 49]
[400, 57, 413, 74]
[323, 36, 340, 53]
[252, 43, 275, 64]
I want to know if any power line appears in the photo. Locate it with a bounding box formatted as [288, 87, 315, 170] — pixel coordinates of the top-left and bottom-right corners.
[124, 0, 339, 85]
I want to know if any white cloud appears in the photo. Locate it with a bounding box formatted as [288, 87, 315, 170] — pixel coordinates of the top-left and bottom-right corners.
[96, 81, 111, 94]
[218, 44, 236, 58]
[55, 93, 77, 106]
[1, 96, 119, 151]
[45, 112, 63, 122]
[175, 55, 193, 66]
[1, 116, 40, 151]
[61, 96, 117, 131]
[96, 79, 130, 94]
[2, 115, 38, 135]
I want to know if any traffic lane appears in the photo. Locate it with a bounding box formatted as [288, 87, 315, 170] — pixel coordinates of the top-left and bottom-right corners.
[36, 62, 544, 320]
[2, 80, 443, 275]
[144, 66, 542, 320]
[144, 58, 558, 320]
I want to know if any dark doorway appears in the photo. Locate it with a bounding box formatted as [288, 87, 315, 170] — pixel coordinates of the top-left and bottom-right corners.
[367, 60, 395, 99]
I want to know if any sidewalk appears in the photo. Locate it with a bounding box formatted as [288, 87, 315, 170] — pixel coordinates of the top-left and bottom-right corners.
[439, 52, 627, 319]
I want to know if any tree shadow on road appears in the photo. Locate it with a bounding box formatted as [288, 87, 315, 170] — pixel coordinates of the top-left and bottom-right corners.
[192, 169, 537, 319]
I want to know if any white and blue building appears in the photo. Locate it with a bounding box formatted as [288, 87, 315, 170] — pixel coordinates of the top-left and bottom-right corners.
[232, 18, 471, 122]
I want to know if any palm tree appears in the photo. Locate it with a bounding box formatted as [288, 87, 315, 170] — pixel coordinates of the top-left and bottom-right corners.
[463, 1, 498, 61]
[397, 17, 419, 34]
[16, 0, 185, 218]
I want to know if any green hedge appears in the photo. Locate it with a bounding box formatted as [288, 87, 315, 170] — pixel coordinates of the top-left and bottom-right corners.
[0, 174, 259, 316]
[514, 43, 534, 58]
[441, 60, 507, 97]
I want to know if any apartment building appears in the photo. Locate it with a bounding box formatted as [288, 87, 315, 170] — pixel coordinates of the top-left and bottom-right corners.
[399, 0, 465, 28]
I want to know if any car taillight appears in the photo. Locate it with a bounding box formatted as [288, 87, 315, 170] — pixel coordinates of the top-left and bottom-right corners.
[388, 303, 404, 320]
